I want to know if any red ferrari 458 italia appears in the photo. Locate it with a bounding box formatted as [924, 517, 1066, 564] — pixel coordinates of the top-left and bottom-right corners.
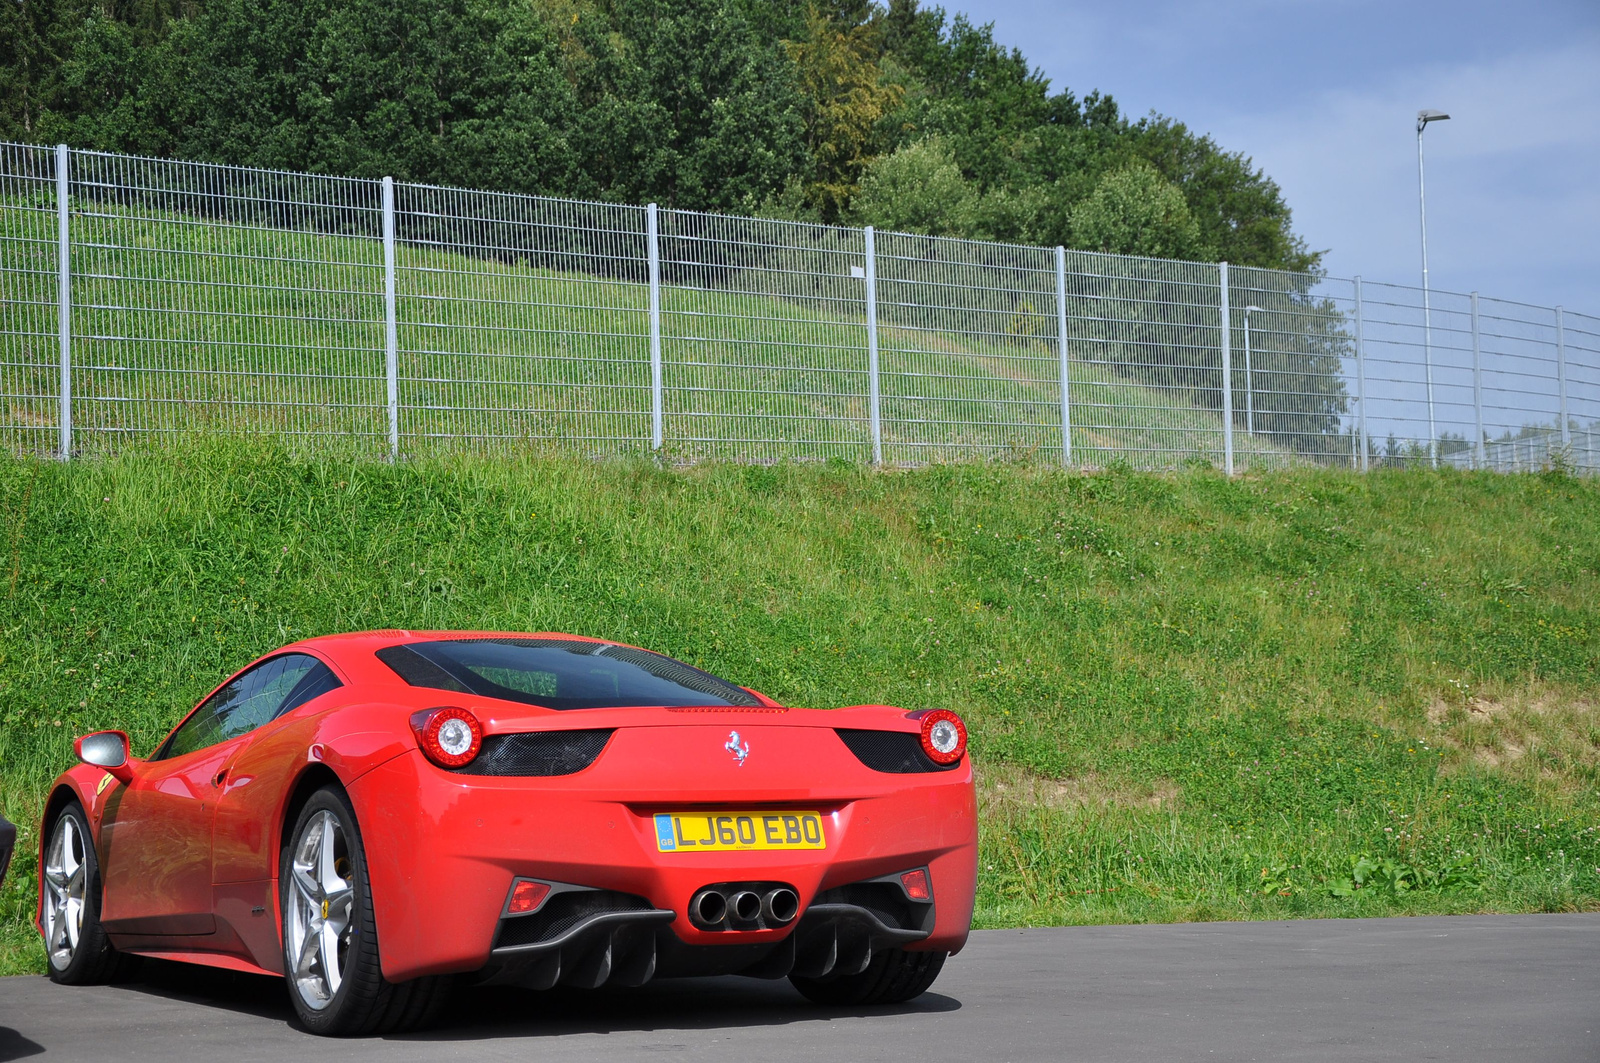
[37, 631, 976, 1035]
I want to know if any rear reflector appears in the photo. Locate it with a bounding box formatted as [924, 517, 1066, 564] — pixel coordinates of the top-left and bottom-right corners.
[900, 868, 931, 901]
[508, 879, 552, 915]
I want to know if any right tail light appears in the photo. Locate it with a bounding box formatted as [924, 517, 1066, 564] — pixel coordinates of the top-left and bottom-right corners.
[918, 709, 967, 765]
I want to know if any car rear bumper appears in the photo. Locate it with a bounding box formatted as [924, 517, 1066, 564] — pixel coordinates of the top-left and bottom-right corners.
[348, 745, 977, 983]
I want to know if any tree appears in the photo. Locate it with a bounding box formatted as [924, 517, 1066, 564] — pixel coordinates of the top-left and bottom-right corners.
[1129, 118, 1320, 273]
[848, 137, 975, 235]
[783, 3, 901, 219]
[1071, 162, 1206, 260]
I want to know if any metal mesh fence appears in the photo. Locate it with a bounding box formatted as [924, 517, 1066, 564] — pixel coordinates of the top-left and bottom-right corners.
[0, 143, 59, 456]
[875, 233, 1061, 463]
[394, 183, 649, 452]
[67, 150, 388, 449]
[1064, 250, 1228, 467]
[657, 210, 868, 462]
[0, 141, 1595, 473]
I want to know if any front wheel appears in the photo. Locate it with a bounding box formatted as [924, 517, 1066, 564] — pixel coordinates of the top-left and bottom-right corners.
[790, 947, 947, 1006]
[280, 786, 448, 1036]
[43, 800, 131, 984]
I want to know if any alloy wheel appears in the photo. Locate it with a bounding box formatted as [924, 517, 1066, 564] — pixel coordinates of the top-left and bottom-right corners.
[42, 814, 87, 970]
[285, 809, 355, 1009]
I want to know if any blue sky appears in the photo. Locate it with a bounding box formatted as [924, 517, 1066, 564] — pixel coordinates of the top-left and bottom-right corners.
[952, 0, 1600, 315]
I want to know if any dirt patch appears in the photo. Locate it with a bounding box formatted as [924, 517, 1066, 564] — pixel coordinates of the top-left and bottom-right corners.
[979, 763, 1181, 811]
[1423, 684, 1600, 791]
[1425, 690, 1592, 726]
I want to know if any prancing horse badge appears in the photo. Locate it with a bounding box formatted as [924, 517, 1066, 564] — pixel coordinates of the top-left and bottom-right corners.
[724, 730, 750, 766]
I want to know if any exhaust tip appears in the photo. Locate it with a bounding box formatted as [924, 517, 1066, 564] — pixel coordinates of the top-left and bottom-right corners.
[729, 890, 762, 925]
[762, 887, 799, 925]
[692, 888, 728, 927]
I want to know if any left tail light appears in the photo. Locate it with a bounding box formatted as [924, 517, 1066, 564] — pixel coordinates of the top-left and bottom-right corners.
[410, 706, 483, 768]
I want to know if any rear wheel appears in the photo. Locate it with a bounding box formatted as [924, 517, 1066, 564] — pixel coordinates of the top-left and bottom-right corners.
[43, 800, 131, 985]
[789, 947, 947, 1006]
[280, 786, 448, 1036]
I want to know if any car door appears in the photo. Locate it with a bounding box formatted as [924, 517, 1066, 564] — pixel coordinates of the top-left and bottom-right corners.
[99, 655, 326, 939]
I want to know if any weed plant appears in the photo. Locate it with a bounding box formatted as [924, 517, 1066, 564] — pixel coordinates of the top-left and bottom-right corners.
[1, 444, 1597, 973]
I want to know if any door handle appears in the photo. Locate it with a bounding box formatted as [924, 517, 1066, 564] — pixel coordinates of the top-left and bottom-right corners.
[212, 767, 229, 789]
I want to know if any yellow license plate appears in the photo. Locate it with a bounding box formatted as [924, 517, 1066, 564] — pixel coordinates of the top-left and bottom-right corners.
[654, 811, 827, 852]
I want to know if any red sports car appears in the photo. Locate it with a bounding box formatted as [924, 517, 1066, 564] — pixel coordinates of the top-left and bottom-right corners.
[37, 631, 976, 1035]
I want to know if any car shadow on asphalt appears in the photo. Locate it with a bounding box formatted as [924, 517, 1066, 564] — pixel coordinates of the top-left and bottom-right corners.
[107, 959, 961, 1041]
[106, 959, 292, 1022]
[0, 1025, 47, 1063]
[409, 981, 962, 1043]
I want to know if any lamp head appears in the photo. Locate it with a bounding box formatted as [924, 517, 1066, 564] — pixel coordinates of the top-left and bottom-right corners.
[1244, 305, 1264, 314]
[1417, 109, 1450, 133]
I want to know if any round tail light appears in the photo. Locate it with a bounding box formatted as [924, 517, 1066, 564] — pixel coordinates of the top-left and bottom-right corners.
[919, 709, 967, 765]
[412, 707, 483, 768]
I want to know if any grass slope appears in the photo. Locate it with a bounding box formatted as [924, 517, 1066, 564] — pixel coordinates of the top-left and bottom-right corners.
[2, 446, 1598, 974]
[0, 198, 1296, 466]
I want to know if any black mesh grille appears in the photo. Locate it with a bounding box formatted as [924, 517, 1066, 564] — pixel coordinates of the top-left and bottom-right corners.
[450, 729, 614, 776]
[835, 729, 959, 773]
[375, 644, 470, 693]
[594, 645, 748, 702]
[495, 889, 656, 948]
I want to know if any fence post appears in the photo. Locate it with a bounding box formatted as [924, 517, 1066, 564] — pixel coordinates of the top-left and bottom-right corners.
[1055, 246, 1072, 466]
[1354, 276, 1368, 473]
[1555, 306, 1569, 451]
[864, 225, 882, 466]
[1219, 261, 1234, 475]
[381, 176, 399, 461]
[56, 144, 71, 461]
[1471, 292, 1484, 469]
[646, 203, 663, 454]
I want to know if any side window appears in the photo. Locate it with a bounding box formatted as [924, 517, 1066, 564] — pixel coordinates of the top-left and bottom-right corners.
[276, 661, 341, 718]
[161, 654, 338, 760]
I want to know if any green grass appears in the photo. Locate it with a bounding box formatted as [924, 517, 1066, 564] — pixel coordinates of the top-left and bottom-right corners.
[1, 197, 1308, 466]
[3, 444, 1599, 975]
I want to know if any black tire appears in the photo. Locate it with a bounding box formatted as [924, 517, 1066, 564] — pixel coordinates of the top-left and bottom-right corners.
[789, 947, 947, 1006]
[43, 800, 133, 985]
[280, 786, 448, 1036]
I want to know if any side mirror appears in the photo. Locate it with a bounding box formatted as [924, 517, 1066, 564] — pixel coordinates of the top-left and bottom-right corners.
[76, 730, 135, 785]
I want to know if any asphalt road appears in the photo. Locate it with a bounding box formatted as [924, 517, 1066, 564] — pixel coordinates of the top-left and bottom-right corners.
[1, 914, 1595, 1062]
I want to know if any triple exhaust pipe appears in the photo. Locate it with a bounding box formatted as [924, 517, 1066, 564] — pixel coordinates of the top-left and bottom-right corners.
[690, 884, 800, 930]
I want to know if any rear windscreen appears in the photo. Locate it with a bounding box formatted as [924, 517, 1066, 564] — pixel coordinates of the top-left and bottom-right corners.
[375, 638, 762, 710]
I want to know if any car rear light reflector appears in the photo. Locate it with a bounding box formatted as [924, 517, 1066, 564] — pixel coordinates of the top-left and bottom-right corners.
[412, 706, 483, 768]
[918, 709, 966, 765]
[508, 879, 551, 915]
[900, 868, 931, 901]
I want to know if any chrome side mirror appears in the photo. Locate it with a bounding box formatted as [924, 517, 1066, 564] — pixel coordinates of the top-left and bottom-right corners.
[76, 730, 135, 783]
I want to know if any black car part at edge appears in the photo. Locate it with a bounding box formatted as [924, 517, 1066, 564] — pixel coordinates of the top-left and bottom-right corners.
[0, 813, 14, 885]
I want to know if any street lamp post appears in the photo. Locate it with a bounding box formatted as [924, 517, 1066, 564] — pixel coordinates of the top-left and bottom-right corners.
[1417, 108, 1450, 467]
[1242, 305, 1263, 437]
